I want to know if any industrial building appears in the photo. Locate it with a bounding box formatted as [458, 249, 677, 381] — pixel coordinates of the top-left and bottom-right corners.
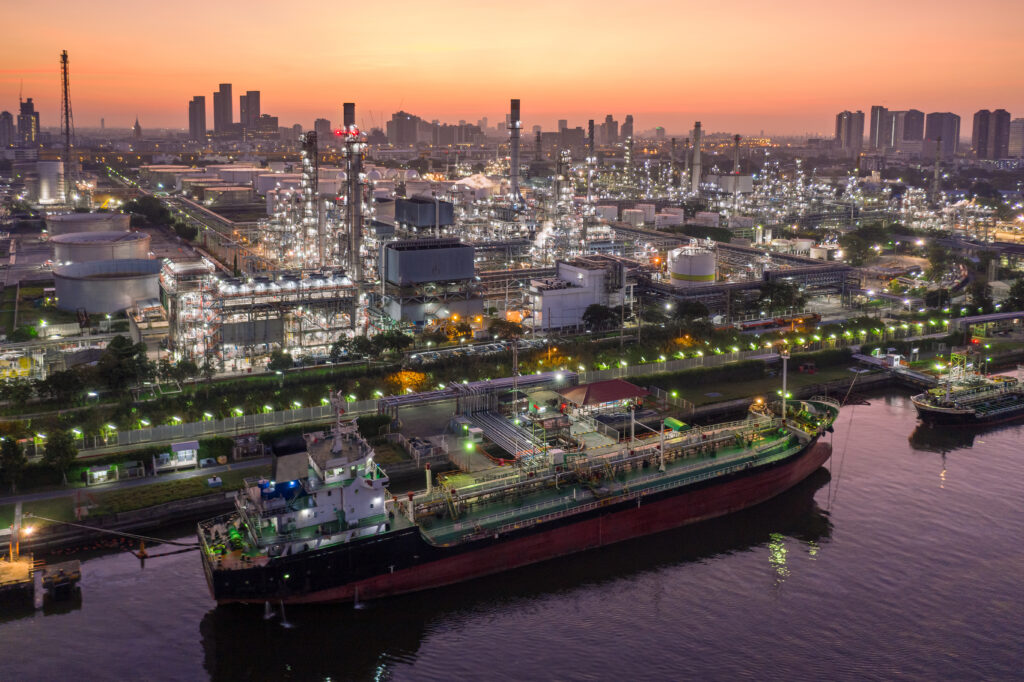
[529, 255, 634, 331]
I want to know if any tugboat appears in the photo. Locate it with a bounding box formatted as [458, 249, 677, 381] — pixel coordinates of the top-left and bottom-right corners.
[198, 374, 839, 606]
[911, 349, 1024, 427]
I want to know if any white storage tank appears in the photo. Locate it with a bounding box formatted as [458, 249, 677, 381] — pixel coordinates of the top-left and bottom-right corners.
[36, 161, 65, 205]
[635, 203, 656, 223]
[669, 246, 716, 288]
[622, 208, 645, 226]
[772, 238, 793, 253]
[47, 212, 131, 236]
[595, 205, 618, 221]
[54, 258, 162, 313]
[52, 231, 151, 264]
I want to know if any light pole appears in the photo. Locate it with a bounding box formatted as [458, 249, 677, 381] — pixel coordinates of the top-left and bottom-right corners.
[780, 346, 790, 422]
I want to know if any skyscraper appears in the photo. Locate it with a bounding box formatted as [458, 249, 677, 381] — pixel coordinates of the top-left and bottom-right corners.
[1008, 119, 1024, 158]
[834, 110, 864, 155]
[239, 90, 260, 133]
[869, 105, 890, 150]
[621, 115, 634, 141]
[557, 119, 567, 132]
[972, 110, 991, 158]
[973, 109, 1010, 159]
[925, 112, 960, 159]
[0, 111, 13, 148]
[387, 111, 421, 146]
[314, 118, 332, 142]
[213, 83, 233, 136]
[602, 114, 618, 145]
[188, 96, 206, 141]
[17, 98, 40, 146]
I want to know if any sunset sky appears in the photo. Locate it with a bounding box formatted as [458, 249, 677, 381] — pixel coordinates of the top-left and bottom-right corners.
[3, 0, 1023, 136]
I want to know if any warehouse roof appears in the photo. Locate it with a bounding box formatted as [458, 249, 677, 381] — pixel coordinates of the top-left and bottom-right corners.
[558, 379, 649, 407]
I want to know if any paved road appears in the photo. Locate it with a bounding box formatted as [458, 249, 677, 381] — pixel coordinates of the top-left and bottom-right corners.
[0, 456, 271, 507]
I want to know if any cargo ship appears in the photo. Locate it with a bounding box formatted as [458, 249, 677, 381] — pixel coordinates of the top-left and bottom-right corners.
[198, 396, 840, 605]
[911, 351, 1024, 427]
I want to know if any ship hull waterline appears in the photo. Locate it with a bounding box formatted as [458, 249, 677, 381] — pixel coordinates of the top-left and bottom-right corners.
[912, 400, 1024, 427]
[210, 439, 833, 606]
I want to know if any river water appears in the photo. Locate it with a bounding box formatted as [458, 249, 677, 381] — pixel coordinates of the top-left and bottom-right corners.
[1, 389, 1022, 681]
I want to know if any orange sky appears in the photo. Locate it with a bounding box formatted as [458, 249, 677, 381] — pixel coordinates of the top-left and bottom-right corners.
[3, 0, 1023, 136]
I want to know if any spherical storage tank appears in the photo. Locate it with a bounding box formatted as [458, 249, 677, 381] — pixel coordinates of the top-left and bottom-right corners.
[46, 212, 130, 236]
[54, 259, 161, 313]
[52, 231, 151, 264]
[669, 247, 716, 288]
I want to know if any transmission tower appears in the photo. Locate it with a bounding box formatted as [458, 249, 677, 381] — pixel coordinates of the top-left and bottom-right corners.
[60, 50, 77, 205]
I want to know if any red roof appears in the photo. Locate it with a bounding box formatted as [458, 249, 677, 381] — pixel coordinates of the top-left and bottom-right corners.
[558, 379, 650, 407]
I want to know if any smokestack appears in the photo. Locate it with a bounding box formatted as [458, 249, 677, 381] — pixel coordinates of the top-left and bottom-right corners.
[732, 134, 741, 175]
[344, 102, 364, 282]
[509, 98, 523, 206]
[670, 138, 678, 187]
[690, 122, 702, 194]
[535, 130, 542, 163]
[931, 135, 942, 204]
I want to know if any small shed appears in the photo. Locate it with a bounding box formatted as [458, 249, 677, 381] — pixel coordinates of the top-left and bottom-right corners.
[558, 379, 650, 410]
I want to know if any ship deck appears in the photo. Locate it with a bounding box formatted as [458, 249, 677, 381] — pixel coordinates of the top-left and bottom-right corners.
[417, 428, 805, 546]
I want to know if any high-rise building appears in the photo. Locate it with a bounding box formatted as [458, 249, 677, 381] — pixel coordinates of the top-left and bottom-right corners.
[133, 117, 142, 140]
[212, 83, 233, 135]
[557, 119, 567, 132]
[188, 96, 206, 141]
[239, 90, 260, 133]
[1008, 118, 1024, 158]
[602, 114, 619, 145]
[902, 109, 925, 144]
[17, 98, 40, 146]
[387, 111, 421, 146]
[973, 109, 1010, 159]
[925, 112, 960, 159]
[0, 111, 13, 148]
[972, 110, 991, 158]
[869, 106, 890, 150]
[621, 114, 634, 141]
[834, 110, 865, 154]
[314, 118, 332, 142]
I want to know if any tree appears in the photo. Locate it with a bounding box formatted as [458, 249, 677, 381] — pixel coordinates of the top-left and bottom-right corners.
[329, 338, 350, 363]
[926, 244, 950, 280]
[349, 336, 376, 357]
[582, 304, 619, 331]
[1004, 278, 1024, 312]
[758, 281, 805, 315]
[200, 361, 217, 382]
[968, 280, 994, 314]
[0, 437, 27, 493]
[37, 369, 84, 402]
[97, 335, 153, 390]
[487, 319, 524, 339]
[1, 378, 35, 405]
[43, 430, 78, 485]
[374, 331, 413, 355]
[267, 349, 292, 372]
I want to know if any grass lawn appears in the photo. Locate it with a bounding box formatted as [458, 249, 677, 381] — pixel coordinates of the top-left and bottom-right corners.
[0, 465, 270, 527]
[654, 366, 868, 406]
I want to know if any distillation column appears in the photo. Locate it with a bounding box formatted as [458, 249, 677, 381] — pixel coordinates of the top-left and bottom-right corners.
[342, 102, 365, 281]
[509, 98, 524, 208]
[690, 122, 702, 195]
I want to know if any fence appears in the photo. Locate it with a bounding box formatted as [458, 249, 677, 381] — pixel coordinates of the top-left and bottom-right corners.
[578, 348, 773, 384]
[28, 398, 380, 457]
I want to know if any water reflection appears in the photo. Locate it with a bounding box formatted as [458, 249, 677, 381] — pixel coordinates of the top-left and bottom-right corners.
[908, 422, 1017, 454]
[200, 468, 833, 681]
[0, 588, 82, 626]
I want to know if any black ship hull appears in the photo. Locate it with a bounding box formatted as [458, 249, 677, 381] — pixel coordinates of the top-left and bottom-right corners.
[202, 438, 831, 605]
[912, 399, 1024, 427]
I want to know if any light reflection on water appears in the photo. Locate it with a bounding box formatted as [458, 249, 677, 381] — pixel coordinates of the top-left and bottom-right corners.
[1, 389, 1022, 681]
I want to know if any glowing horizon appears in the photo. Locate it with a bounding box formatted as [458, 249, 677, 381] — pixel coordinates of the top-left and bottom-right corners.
[3, 0, 1023, 137]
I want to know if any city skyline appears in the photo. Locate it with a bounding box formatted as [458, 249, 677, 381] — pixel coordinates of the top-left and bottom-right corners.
[3, 0, 1024, 135]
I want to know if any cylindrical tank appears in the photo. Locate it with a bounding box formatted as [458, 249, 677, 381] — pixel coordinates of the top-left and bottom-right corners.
[46, 212, 130, 236]
[622, 208, 645, 226]
[669, 247, 716, 288]
[36, 161, 65, 205]
[52, 231, 151, 264]
[54, 258, 161, 313]
[809, 246, 829, 260]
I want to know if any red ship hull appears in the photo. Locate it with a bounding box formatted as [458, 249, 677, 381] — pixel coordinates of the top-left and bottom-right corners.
[225, 440, 831, 605]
